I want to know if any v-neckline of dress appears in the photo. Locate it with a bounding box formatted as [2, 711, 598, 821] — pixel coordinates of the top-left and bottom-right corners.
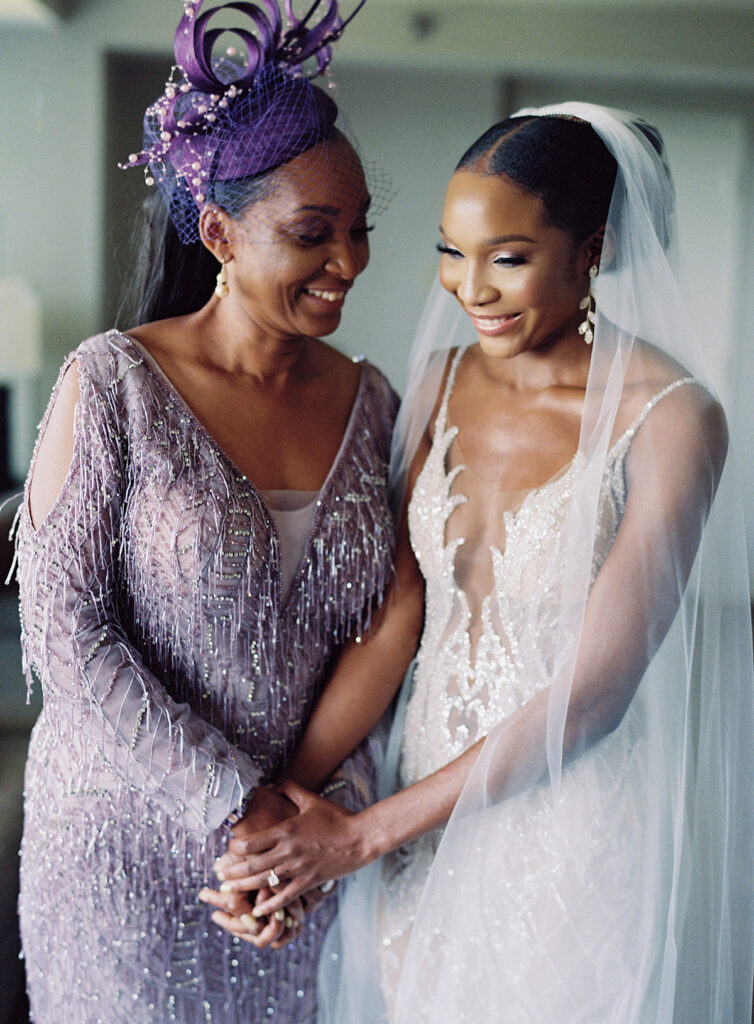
[435, 346, 678, 533]
[115, 330, 367, 614]
[116, 329, 366, 503]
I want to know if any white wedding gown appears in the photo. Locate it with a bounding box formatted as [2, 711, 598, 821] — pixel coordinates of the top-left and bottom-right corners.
[378, 348, 699, 1022]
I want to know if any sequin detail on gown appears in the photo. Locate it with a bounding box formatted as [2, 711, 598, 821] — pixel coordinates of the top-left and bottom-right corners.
[379, 348, 699, 1019]
[15, 330, 397, 1024]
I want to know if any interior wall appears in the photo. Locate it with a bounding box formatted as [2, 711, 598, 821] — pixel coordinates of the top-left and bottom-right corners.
[103, 53, 171, 328]
[328, 65, 502, 391]
[729, 118, 754, 594]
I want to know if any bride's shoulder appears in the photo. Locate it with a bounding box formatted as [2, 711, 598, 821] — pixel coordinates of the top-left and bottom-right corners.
[619, 342, 727, 474]
[625, 340, 688, 383]
[619, 341, 717, 420]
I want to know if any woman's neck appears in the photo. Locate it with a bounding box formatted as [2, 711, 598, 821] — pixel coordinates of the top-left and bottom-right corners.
[136, 302, 315, 388]
[478, 332, 591, 393]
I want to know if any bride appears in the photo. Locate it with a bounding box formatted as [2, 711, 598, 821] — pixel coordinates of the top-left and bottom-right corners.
[210, 104, 754, 1023]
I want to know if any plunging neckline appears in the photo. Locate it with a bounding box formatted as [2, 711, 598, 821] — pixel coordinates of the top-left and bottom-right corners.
[435, 420, 584, 604]
[448, 425, 584, 524]
[436, 345, 672, 531]
[116, 330, 367, 614]
[435, 347, 586, 530]
[422, 357, 701, 612]
[117, 330, 366, 507]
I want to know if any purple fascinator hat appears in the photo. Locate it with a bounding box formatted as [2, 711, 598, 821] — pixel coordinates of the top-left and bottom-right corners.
[123, 0, 366, 244]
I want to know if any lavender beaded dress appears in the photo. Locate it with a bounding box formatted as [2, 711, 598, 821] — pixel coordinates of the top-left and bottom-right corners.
[15, 330, 397, 1024]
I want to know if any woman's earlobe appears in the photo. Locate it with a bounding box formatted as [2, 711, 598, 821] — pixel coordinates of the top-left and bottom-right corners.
[593, 224, 617, 271]
[581, 224, 615, 274]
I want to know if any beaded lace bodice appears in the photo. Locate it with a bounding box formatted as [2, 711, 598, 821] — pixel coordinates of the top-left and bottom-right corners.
[15, 330, 397, 1024]
[402, 349, 696, 784]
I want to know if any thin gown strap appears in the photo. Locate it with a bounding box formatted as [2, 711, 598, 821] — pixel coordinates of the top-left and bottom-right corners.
[434, 347, 466, 437]
[610, 376, 705, 458]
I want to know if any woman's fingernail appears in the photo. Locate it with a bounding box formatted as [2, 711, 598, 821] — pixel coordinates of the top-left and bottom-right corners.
[220, 882, 232, 893]
[198, 889, 209, 901]
[274, 909, 286, 922]
[284, 915, 294, 929]
[252, 907, 265, 918]
[215, 869, 226, 882]
[240, 914, 259, 934]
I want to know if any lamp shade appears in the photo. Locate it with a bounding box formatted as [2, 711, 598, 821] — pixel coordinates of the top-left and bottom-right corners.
[0, 277, 42, 379]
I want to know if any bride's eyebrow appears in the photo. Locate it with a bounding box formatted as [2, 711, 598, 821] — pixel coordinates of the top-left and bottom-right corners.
[438, 226, 536, 246]
[483, 234, 536, 245]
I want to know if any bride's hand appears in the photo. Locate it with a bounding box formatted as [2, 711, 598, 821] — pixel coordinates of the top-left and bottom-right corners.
[213, 780, 368, 918]
[197, 786, 304, 946]
[199, 884, 306, 949]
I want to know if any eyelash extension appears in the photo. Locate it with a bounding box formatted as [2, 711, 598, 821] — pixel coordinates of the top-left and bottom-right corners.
[493, 255, 526, 266]
[435, 242, 526, 268]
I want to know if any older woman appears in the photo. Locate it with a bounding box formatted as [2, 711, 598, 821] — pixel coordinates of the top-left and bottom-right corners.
[212, 105, 754, 1024]
[13, 3, 401, 1022]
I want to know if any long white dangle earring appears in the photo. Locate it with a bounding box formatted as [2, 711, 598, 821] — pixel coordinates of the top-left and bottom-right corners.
[578, 264, 598, 345]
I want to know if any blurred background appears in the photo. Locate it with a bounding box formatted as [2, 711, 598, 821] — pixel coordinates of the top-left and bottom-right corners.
[0, 0, 752, 1019]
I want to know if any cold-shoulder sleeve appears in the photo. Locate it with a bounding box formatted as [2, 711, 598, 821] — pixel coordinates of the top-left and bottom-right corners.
[16, 337, 260, 836]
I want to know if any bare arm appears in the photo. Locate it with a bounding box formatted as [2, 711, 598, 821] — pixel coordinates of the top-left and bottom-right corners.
[28, 361, 79, 529]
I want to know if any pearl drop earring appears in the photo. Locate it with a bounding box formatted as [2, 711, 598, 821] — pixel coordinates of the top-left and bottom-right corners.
[215, 257, 229, 298]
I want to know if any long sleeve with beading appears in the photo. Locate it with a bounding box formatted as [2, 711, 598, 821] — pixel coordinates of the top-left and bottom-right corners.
[17, 343, 259, 834]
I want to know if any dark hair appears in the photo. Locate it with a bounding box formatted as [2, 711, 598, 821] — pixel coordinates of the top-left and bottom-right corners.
[456, 115, 618, 245]
[119, 166, 280, 326]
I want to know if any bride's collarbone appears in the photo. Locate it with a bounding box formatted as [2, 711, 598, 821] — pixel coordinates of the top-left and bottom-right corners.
[447, 410, 581, 494]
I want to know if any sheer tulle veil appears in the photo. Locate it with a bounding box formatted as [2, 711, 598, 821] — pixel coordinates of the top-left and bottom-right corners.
[319, 103, 754, 1023]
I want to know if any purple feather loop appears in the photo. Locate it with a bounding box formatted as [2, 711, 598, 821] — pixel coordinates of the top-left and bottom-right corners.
[121, 0, 367, 244]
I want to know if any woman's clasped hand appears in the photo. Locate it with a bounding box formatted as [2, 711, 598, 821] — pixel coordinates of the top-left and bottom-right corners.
[203, 782, 365, 940]
[199, 786, 309, 949]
